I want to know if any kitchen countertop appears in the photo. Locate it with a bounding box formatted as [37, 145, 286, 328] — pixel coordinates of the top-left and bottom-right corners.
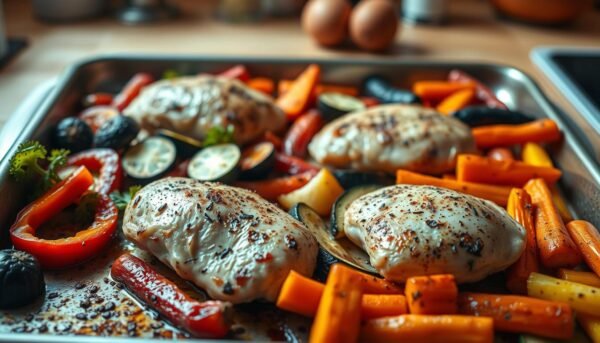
[1, 0, 599, 154]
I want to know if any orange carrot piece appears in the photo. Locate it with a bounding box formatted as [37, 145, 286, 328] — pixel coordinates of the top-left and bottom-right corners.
[458, 292, 573, 340]
[309, 264, 362, 343]
[350, 268, 403, 295]
[361, 295, 408, 320]
[456, 154, 562, 187]
[472, 119, 561, 148]
[233, 171, 316, 201]
[276, 270, 324, 317]
[505, 188, 539, 294]
[442, 174, 456, 180]
[486, 147, 514, 161]
[276, 64, 320, 120]
[278, 79, 359, 97]
[413, 81, 476, 102]
[566, 221, 600, 277]
[247, 77, 275, 95]
[361, 314, 493, 343]
[396, 169, 512, 206]
[437, 88, 476, 115]
[521, 142, 573, 222]
[524, 179, 582, 268]
[558, 269, 600, 288]
[276, 271, 405, 319]
[405, 274, 458, 315]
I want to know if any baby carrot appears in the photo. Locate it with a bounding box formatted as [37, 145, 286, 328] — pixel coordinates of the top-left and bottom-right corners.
[413, 81, 476, 102]
[437, 88, 476, 115]
[276, 64, 320, 120]
[405, 274, 458, 315]
[472, 119, 561, 148]
[566, 220, 600, 277]
[524, 179, 581, 268]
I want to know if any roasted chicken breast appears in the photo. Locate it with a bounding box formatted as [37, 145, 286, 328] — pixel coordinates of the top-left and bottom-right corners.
[124, 75, 286, 145]
[344, 185, 525, 283]
[122, 178, 318, 303]
[308, 104, 476, 174]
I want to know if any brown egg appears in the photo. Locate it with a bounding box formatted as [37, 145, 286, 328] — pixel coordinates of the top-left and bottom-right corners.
[350, 0, 399, 52]
[302, 0, 352, 47]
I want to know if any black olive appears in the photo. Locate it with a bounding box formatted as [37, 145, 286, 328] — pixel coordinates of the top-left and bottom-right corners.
[0, 250, 45, 309]
[94, 115, 140, 151]
[53, 117, 94, 153]
[453, 106, 535, 127]
[362, 75, 421, 105]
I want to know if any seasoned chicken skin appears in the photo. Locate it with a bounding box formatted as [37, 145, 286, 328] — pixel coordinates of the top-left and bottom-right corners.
[122, 178, 318, 303]
[308, 104, 476, 174]
[344, 185, 525, 283]
[124, 75, 286, 145]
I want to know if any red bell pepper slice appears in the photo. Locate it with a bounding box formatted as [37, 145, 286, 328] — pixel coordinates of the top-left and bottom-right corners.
[112, 73, 154, 111]
[448, 69, 508, 109]
[111, 254, 230, 338]
[10, 166, 119, 269]
[274, 152, 319, 175]
[217, 64, 251, 82]
[283, 110, 324, 158]
[79, 105, 120, 133]
[67, 148, 122, 195]
[233, 171, 317, 201]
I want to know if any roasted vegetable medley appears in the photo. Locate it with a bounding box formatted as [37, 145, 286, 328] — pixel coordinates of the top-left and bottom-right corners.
[2, 63, 600, 343]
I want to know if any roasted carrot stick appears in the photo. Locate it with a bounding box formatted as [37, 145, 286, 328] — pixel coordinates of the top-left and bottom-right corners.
[349, 267, 403, 295]
[276, 270, 406, 318]
[522, 142, 572, 221]
[524, 179, 582, 268]
[566, 221, 600, 277]
[437, 88, 476, 115]
[486, 147, 514, 162]
[278, 80, 359, 97]
[309, 264, 363, 343]
[360, 314, 494, 343]
[558, 269, 600, 288]
[457, 292, 573, 340]
[233, 171, 316, 201]
[472, 119, 561, 148]
[361, 295, 408, 320]
[405, 274, 457, 315]
[396, 170, 512, 206]
[413, 81, 476, 103]
[456, 154, 562, 187]
[247, 77, 275, 95]
[505, 188, 538, 294]
[448, 69, 508, 109]
[276, 64, 320, 120]
[276, 270, 324, 317]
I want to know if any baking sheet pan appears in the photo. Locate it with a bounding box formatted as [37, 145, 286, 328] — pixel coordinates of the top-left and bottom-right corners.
[0, 55, 599, 342]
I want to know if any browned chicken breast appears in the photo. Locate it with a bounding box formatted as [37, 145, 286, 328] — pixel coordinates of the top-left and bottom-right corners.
[344, 185, 525, 283]
[122, 178, 318, 303]
[124, 75, 286, 145]
[308, 104, 476, 174]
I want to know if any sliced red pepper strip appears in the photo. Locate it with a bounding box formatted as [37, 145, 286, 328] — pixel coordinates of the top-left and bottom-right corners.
[274, 152, 320, 175]
[217, 64, 251, 82]
[67, 148, 123, 195]
[112, 73, 154, 111]
[448, 70, 507, 109]
[283, 110, 324, 158]
[233, 171, 317, 201]
[10, 166, 118, 269]
[111, 254, 231, 338]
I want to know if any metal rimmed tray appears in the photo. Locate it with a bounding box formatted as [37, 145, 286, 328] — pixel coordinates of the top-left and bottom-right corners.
[0, 55, 599, 342]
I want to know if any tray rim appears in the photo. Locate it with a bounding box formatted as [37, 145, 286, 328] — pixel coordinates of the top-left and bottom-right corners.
[1, 54, 599, 342]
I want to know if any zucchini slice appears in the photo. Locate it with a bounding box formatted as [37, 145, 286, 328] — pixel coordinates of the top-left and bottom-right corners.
[239, 141, 276, 180]
[122, 136, 176, 182]
[187, 143, 241, 183]
[289, 203, 378, 280]
[157, 129, 203, 158]
[330, 184, 382, 239]
[317, 92, 366, 121]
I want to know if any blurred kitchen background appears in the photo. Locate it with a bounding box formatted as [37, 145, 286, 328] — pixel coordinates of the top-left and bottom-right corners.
[0, 0, 598, 135]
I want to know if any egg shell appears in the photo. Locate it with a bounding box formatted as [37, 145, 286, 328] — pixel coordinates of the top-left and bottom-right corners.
[350, 0, 399, 52]
[302, 0, 352, 47]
